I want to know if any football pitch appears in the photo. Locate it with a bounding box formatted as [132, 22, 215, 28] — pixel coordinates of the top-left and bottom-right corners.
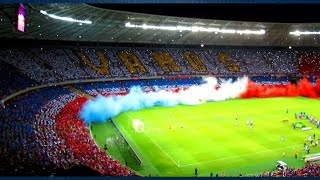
[91, 97, 320, 176]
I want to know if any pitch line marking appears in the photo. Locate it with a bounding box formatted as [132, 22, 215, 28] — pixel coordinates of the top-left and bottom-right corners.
[123, 112, 181, 167]
[179, 144, 302, 167]
[144, 131, 181, 167]
[123, 112, 302, 169]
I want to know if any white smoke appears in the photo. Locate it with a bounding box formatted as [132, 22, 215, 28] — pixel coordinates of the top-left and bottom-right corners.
[79, 77, 249, 124]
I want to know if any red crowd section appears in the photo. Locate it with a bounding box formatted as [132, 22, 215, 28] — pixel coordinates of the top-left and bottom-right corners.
[266, 163, 320, 177]
[55, 96, 135, 176]
[298, 52, 320, 76]
[241, 78, 320, 98]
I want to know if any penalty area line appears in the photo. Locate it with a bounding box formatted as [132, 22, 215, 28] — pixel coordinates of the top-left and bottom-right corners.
[144, 131, 181, 168]
[123, 112, 181, 167]
[180, 144, 302, 167]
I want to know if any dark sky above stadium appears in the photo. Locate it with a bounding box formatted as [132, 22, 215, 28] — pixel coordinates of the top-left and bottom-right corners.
[90, 4, 320, 23]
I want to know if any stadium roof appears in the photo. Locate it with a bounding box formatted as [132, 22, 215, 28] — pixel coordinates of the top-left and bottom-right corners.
[0, 3, 320, 47]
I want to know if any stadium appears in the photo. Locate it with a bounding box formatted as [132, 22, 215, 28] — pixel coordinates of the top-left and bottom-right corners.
[1, 2, 320, 177]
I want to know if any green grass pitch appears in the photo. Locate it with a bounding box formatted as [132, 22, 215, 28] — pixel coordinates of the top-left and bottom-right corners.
[91, 97, 320, 176]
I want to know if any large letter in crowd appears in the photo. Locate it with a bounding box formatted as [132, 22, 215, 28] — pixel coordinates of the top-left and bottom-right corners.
[117, 51, 147, 74]
[77, 50, 110, 75]
[217, 52, 239, 72]
[183, 51, 207, 72]
[150, 51, 181, 73]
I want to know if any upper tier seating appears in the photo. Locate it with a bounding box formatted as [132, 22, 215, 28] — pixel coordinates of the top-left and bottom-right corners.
[0, 47, 301, 86]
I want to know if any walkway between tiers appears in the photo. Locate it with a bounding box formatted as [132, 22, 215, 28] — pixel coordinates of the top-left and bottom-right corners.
[65, 85, 95, 99]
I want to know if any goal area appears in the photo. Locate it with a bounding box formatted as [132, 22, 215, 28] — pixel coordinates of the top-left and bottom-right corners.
[132, 119, 144, 133]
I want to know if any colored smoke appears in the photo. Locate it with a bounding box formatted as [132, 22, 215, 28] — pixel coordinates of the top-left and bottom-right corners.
[79, 77, 319, 124]
[298, 78, 317, 98]
[79, 77, 249, 124]
[315, 78, 320, 95]
[240, 77, 318, 98]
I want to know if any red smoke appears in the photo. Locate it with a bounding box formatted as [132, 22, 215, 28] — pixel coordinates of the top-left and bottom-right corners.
[316, 78, 320, 95]
[240, 78, 319, 98]
[298, 78, 317, 98]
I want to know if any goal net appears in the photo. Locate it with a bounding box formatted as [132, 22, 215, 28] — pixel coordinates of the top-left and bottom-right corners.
[132, 119, 144, 133]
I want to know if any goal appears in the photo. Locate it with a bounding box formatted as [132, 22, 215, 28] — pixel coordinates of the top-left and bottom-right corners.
[132, 119, 144, 133]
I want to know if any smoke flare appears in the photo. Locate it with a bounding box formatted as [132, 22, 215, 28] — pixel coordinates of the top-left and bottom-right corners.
[79, 77, 248, 124]
[80, 77, 319, 124]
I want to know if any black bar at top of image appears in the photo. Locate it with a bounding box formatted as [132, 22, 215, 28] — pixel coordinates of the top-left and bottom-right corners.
[2, 0, 320, 3]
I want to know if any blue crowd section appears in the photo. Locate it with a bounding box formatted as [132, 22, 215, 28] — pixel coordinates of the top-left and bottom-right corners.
[250, 76, 290, 83]
[0, 61, 37, 98]
[0, 87, 71, 149]
[122, 80, 148, 87]
[172, 77, 203, 85]
[148, 78, 203, 86]
[148, 79, 176, 86]
[74, 81, 123, 90]
[309, 77, 317, 83]
[73, 78, 204, 92]
[0, 86, 72, 175]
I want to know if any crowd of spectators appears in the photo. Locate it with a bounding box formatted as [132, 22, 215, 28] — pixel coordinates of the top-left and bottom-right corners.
[72, 78, 203, 97]
[55, 96, 134, 176]
[2, 47, 320, 100]
[1, 46, 320, 176]
[260, 163, 320, 177]
[0, 47, 303, 84]
[0, 87, 71, 175]
[298, 52, 320, 76]
[0, 61, 37, 99]
[0, 86, 135, 176]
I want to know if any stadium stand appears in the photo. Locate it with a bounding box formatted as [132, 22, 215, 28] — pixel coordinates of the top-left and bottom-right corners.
[0, 45, 319, 176]
[0, 61, 37, 98]
[0, 87, 72, 175]
[0, 48, 300, 85]
[3, 1, 320, 176]
[54, 96, 134, 176]
[298, 52, 320, 76]
[0, 86, 134, 176]
[263, 163, 320, 177]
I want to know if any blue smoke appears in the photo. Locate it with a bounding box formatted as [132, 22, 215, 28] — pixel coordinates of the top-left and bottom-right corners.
[79, 77, 249, 124]
[79, 86, 180, 124]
